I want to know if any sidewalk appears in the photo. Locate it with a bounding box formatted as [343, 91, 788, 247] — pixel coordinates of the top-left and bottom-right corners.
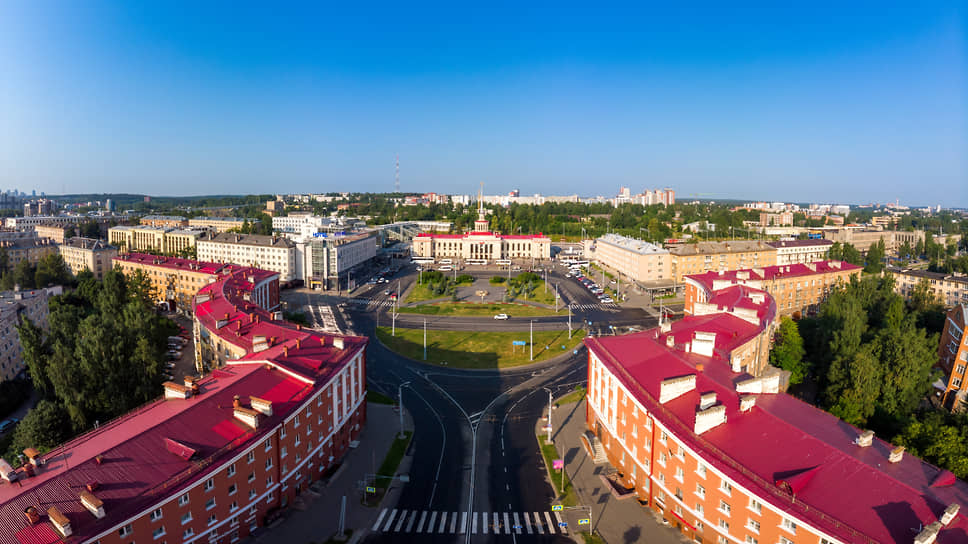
[250, 402, 412, 543]
[545, 399, 686, 544]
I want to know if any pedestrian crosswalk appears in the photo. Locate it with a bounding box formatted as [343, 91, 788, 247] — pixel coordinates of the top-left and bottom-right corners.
[347, 298, 394, 308]
[569, 303, 619, 312]
[372, 509, 569, 536]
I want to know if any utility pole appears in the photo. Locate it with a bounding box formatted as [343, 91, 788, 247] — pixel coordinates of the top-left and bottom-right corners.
[397, 381, 411, 438]
[391, 291, 397, 337]
[545, 387, 553, 442]
[555, 283, 559, 312]
[530, 320, 534, 361]
[423, 318, 427, 360]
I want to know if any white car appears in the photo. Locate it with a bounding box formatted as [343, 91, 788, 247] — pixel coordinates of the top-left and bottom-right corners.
[601, 297, 614, 304]
[493, 314, 510, 320]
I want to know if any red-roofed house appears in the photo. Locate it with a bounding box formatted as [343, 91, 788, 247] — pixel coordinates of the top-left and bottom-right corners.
[585, 273, 967, 544]
[0, 260, 366, 544]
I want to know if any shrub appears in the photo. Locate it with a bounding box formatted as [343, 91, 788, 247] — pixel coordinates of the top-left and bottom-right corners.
[489, 276, 506, 285]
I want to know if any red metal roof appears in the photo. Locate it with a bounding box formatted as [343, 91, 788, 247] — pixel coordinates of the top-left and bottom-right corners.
[113, 252, 226, 275]
[586, 294, 968, 543]
[686, 260, 862, 293]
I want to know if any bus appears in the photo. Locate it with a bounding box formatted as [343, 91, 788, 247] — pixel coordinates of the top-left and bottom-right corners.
[495, 259, 511, 266]
[411, 257, 434, 265]
[466, 259, 487, 266]
[439, 259, 453, 265]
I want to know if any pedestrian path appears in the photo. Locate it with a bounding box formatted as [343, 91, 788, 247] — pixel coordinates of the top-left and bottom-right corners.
[569, 303, 619, 312]
[370, 509, 570, 536]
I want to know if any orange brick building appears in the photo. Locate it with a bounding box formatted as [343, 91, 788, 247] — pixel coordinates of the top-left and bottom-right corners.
[939, 304, 968, 412]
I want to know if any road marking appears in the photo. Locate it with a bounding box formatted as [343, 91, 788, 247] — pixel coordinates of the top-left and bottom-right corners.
[493, 512, 500, 534]
[506, 484, 510, 490]
[450, 511, 458, 533]
[543, 511, 555, 533]
[460, 511, 467, 534]
[503, 512, 511, 535]
[426, 511, 438, 533]
[554, 511, 568, 534]
[405, 510, 417, 532]
[471, 511, 478, 534]
[382, 509, 398, 532]
[416, 511, 427, 533]
[533, 512, 544, 534]
[481, 511, 487, 534]
[372, 509, 388, 531]
[512, 512, 522, 534]
[523, 511, 532, 534]
[394, 510, 408, 532]
[438, 511, 447, 533]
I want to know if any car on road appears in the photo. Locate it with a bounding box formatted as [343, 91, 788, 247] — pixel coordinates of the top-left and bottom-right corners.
[493, 313, 510, 320]
[384, 289, 390, 296]
[0, 418, 19, 434]
[601, 297, 614, 304]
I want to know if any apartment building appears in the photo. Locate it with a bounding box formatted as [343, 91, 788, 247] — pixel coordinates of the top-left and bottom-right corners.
[196, 233, 298, 283]
[108, 225, 205, 255]
[32, 224, 72, 245]
[0, 265, 367, 544]
[188, 217, 255, 233]
[939, 305, 968, 413]
[765, 239, 833, 265]
[113, 254, 226, 312]
[0, 238, 58, 267]
[4, 215, 127, 230]
[758, 211, 793, 227]
[821, 227, 925, 254]
[584, 283, 967, 544]
[57, 237, 119, 280]
[0, 288, 50, 382]
[583, 234, 670, 283]
[668, 241, 777, 283]
[140, 214, 188, 228]
[890, 267, 968, 308]
[685, 261, 861, 317]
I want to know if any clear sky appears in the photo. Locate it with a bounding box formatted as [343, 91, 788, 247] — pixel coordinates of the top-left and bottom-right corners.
[1, 2, 965, 206]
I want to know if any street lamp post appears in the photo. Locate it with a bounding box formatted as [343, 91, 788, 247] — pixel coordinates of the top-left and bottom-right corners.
[530, 320, 534, 361]
[423, 318, 427, 360]
[397, 381, 411, 438]
[543, 387, 553, 443]
[567, 303, 572, 339]
[555, 283, 559, 312]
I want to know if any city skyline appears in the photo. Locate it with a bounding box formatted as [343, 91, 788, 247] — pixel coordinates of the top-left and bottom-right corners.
[1, 3, 965, 206]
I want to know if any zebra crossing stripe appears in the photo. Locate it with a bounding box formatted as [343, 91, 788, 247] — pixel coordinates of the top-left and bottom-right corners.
[415, 511, 427, 533]
[472, 511, 478, 534]
[426, 511, 438, 533]
[523, 511, 532, 534]
[449, 511, 458, 533]
[371, 509, 388, 531]
[382, 509, 398, 532]
[512, 512, 522, 534]
[482, 511, 488, 534]
[533, 512, 544, 534]
[543, 511, 555, 533]
[554, 511, 568, 534]
[460, 511, 467, 534]
[394, 510, 408, 532]
[405, 510, 417, 532]
[438, 512, 447, 533]
[503, 512, 511, 535]
[493, 512, 500, 534]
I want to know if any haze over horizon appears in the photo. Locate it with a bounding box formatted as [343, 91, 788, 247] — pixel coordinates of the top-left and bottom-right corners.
[1, 2, 965, 206]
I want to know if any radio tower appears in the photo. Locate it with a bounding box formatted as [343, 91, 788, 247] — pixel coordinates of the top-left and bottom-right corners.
[394, 155, 400, 193]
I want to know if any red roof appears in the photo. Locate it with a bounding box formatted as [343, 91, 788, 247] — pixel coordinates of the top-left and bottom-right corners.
[585, 306, 968, 543]
[685, 260, 862, 293]
[415, 232, 550, 241]
[113, 252, 226, 275]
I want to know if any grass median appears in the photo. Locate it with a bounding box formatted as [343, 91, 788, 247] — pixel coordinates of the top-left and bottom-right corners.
[538, 435, 578, 507]
[555, 385, 586, 407]
[397, 302, 559, 317]
[375, 430, 412, 489]
[375, 327, 586, 369]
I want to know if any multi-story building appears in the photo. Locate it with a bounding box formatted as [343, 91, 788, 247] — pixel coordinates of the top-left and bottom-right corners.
[583, 234, 670, 284]
[188, 217, 256, 233]
[821, 227, 925, 255]
[584, 281, 968, 544]
[4, 215, 128, 230]
[140, 215, 188, 228]
[113, 254, 228, 313]
[411, 200, 551, 264]
[890, 267, 968, 308]
[0, 264, 367, 544]
[296, 231, 378, 290]
[668, 241, 777, 283]
[196, 233, 298, 283]
[108, 225, 206, 255]
[765, 239, 833, 265]
[684, 261, 861, 317]
[939, 305, 968, 412]
[758, 212, 793, 227]
[58, 237, 119, 280]
[0, 238, 58, 267]
[0, 288, 51, 382]
[22, 199, 55, 217]
[32, 224, 72, 245]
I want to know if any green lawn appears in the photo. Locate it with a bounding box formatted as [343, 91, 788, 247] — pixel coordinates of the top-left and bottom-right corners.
[579, 532, 606, 544]
[397, 302, 559, 317]
[555, 385, 586, 407]
[538, 435, 577, 506]
[405, 281, 447, 303]
[367, 390, 396, 405]
[374, 430, 412, 490]
[375, 327, 586, 369]
[505, 278, 558, 305]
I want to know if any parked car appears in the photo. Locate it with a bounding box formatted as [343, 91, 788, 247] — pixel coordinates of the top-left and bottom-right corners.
[0, 418, 18, 434]
[494, 314, 510, 320]
[601, 297, 614, 304]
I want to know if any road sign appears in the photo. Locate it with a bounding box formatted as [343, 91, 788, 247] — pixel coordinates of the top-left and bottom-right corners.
[552, 505, 563, 511]
[578, 519, 590, 525]
[512, 340, 527, 346]
[365, 486, 376, 493]
[559, 522, 568, 528]
[552, 459, 564, 470]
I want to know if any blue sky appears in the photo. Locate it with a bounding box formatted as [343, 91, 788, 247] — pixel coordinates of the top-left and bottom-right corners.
[0, 2, 964, 206]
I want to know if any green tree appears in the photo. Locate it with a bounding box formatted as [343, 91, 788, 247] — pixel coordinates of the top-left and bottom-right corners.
[770, 318, 808, 385]
[16, 316, 53, 397]
[12, 259, 35, 289]
[828, 345, 882, 426]
[34, 253, 71, 287]
[2, 400, 72, 461]
[895, 412, 968, 478]
[864, 239, 885, 274]
[841, 243, 862, 266]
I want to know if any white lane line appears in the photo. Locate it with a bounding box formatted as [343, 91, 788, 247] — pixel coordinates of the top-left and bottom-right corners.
[426, 511, 438, 533]
[438, 511, 447, 533]
[523, 512, 533, 534]
[513, 512, 522, 534]
[405, 510, 418, 532]
[533, 512, 544, 534]
[382, 509, 398, 532]
[394, 510, 408, 532]
[503, 512, 511, 535]
[450, 511, 458, 533]
[460, 511, 467, 534]
[544, 511, 555, 533]
[371, 508, 388, 531]
[416, 511, 428, 533]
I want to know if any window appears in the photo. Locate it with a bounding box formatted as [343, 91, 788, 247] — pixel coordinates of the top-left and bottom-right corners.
[179, 493, 189, 506]
[781, 518, 797, 534]
[281, 446, 288, 459]
[227, 463, 236, 477]
[658, 452, 667, 467]
[719, 500, 731, 515]
[696, 484, 706, 499]
[204, 478, 214, 491]
[957, 364, 966, 374]
[747, 518, 760, 533]
[697, 463, 707, 478]
[695, 504, 704, 516]
[208, 514, 218, 525]
[264, 438, 272, 451]
[953, 377, 962, 388]
[267, 475, 274, 486]
[280, 427, 287, 438]
[266, 458, 273, 470]
[248, 472, 255, 483]
[153, 526, 166, 539]
[675, 467, 685, 482]
[119, 525, 133, 537]
[718, 537, 728, 544]
[249, 489, 257, 499]
[183, 528, 195, 539]
[230, 501, 239, 512]
[294, 415, 300, 428]
[719, 519, 729, 530]
[206, 498, 216, 510]
[228, 483, 237, 495]
[675, 487, 683, 500]
[181, 512, 192, 525]
[745, 537, 758, 544]
[660, 430, 668, 444]
[247, 451, 255, 464]
[749, 498, 762, 514]
[150, 508, 163, 521]
[779, 538, 794, 544]
[720, 480, 732, 496]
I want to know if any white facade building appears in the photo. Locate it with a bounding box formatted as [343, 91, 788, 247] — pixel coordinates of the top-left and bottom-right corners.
[196, 232, 298, 282]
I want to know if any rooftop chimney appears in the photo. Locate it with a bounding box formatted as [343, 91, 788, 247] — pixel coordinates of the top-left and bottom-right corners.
[740, 396, 756, 412]
[333, 337, 345, 350]
[23, 448, 43, 469]
[855, 430, 874, 448]
[659, 375, 696, 404]
[47, 506, 72, 537]
[250, 396, 273, 417]
[699, 392, 717, 410]
[942, 503, 960, 526]
[889, 446, 905, 463]
[914, 521, 941, 544]
[233, 406, 260, 429]
[0, 458, 17, 483]
[23, 506, 41, 526]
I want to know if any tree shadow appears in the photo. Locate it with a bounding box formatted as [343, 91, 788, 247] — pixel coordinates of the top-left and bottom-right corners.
[623, 526, 642, 543]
